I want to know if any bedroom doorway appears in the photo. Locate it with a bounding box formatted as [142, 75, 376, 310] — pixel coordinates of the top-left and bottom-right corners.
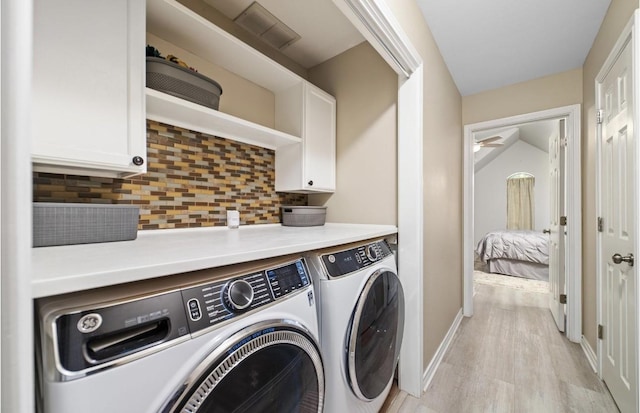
[473, 121, 556, 309]
[463, 104, 582, 343]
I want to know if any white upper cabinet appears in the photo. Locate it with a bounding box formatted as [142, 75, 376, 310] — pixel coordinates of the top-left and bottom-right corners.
[303, 85, 337, 192]
[275, 83, 336, 193]
[32, 0, 147, 178]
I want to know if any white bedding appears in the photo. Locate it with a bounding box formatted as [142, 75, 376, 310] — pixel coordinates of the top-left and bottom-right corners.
[488, 258, 549, 281]
[475, 230, 549, 280]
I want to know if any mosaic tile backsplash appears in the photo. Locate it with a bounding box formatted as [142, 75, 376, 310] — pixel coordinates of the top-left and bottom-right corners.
[33, 121, 307, 230]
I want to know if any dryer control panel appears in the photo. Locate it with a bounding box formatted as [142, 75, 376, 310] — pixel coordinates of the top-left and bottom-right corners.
[181, 259, 311, 335]
[321, 240, 392, 278]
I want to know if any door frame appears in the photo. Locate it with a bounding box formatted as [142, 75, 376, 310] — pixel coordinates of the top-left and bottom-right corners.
[595, 11, 639, 410]
[463, 104, 582, 343]
[333, 0, 424, 397]
[2, 0, 35, 411]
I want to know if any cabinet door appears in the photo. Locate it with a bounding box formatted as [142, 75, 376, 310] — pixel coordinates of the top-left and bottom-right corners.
[303, 84, 336, 192]
[32, 0, 146, 178]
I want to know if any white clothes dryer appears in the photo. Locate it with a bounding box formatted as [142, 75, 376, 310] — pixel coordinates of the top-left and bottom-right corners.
[35, 255, 324, 413]
[305, 239, 404, 413]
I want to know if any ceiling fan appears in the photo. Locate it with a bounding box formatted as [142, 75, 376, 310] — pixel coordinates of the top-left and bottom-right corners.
[474, 136, 503, 152]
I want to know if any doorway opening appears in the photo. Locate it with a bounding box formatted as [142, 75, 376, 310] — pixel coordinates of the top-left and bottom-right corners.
[463, 104, 582, 342]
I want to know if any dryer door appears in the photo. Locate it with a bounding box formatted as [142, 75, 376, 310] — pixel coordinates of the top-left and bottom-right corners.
[347, 269, 405, 401]
[162, 321, 324, 413]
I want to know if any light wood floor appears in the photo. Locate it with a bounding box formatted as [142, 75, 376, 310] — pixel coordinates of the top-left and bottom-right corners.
[382, 277, 619, 413]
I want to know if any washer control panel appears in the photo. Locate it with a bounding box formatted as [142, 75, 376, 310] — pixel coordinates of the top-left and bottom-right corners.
[321, 240, 392, 278]
[181, 259, 310, 334]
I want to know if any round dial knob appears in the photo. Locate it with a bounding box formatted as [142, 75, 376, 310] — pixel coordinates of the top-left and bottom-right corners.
[366, 245, 379, 262]
[226, 280, 254, 311]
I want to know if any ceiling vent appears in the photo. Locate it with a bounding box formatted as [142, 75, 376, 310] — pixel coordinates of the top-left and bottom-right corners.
[234, 2, 301, 51]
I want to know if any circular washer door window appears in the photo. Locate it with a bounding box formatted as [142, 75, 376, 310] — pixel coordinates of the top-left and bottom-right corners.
[347, 270, 405, 401]
[165, 321, 324, 413]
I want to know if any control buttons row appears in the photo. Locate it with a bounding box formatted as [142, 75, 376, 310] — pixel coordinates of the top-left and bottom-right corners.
[182, 263, 305, 333]
[321, 241, 392, 277]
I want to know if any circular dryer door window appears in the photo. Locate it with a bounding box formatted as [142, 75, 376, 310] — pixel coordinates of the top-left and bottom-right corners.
[347, 270, 405, 401]
[163, 321, 324, 413]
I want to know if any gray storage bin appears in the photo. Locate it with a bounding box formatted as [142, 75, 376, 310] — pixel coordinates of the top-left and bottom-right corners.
[281, 206, 327, 227]
[146, 57, 223, 110]
[33, 203, 139, 247]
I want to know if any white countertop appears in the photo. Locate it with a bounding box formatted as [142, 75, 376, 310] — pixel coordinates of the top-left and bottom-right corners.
[31, 223, 397, 298]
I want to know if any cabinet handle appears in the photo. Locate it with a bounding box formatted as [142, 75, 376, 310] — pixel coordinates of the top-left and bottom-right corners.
[308, 180, 314, 186]
[132, 156, 144, 166]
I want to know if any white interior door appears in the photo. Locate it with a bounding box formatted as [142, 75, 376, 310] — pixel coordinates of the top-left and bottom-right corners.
[598, 35, 637, 413]
[548, 119, 566, 332]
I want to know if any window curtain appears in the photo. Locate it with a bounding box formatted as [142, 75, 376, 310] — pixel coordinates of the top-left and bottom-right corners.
[506, 175, 535, 230]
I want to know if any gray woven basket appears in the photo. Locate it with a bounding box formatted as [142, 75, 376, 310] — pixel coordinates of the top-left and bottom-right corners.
[281, 206, 327, 227]
[33, 203, 139, 247]
[146, 57, 223, 110]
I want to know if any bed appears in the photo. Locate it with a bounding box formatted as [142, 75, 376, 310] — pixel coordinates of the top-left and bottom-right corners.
[475, 230, 549, 281]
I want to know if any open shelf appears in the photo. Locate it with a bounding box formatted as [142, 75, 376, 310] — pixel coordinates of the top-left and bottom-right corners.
[146, 88, 301, 150]
[145, 0, 306, 150]
[146, 0, 302, 93]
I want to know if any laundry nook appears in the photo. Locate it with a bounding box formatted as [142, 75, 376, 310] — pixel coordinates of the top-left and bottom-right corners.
[0, 0, 632, 412]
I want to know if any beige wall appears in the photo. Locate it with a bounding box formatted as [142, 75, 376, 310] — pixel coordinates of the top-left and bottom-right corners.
[385, 0, 464, 371]
[462, 68, 583, 125]
[307, 42, 398, 225]
[582, 0, 637, 350]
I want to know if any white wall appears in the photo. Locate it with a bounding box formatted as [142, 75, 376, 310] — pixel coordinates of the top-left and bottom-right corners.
[474, 140, 549, 246]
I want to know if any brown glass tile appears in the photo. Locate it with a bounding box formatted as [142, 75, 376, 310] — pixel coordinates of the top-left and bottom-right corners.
[33, 120, 308, 229]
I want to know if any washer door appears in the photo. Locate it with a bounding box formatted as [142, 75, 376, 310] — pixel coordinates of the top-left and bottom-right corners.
[163, 321, 324, 413]
[347, 269, 405, 401]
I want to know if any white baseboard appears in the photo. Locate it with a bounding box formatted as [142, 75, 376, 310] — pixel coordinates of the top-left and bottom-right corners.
[422, 308, 463, 392]
[581, 335, 598, 373]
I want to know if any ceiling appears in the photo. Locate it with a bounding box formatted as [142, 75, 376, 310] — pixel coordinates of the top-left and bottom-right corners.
[203, 0, 611, 96]
[475, 120, 557, 153]
[416, 0, 611, 96]
[473, 119, 558, 171]
[203, 0, 364, 68]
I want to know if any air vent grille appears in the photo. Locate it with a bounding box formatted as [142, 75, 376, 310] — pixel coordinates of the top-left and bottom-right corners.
[234, 2, 301, 50]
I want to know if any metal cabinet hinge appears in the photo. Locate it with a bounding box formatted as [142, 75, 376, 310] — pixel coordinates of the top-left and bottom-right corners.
[559, 294, 567, 304]
[560, 216, 567, 226]
[560, 137, 568, 147]
[597, 110, 604, 125]
[598, 324, 604, 340]
[597, 217, 603, 232]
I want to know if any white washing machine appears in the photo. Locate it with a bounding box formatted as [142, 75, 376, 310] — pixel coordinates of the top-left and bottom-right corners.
[35, 255, 324, 413]
[305, 238, 404, 413]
